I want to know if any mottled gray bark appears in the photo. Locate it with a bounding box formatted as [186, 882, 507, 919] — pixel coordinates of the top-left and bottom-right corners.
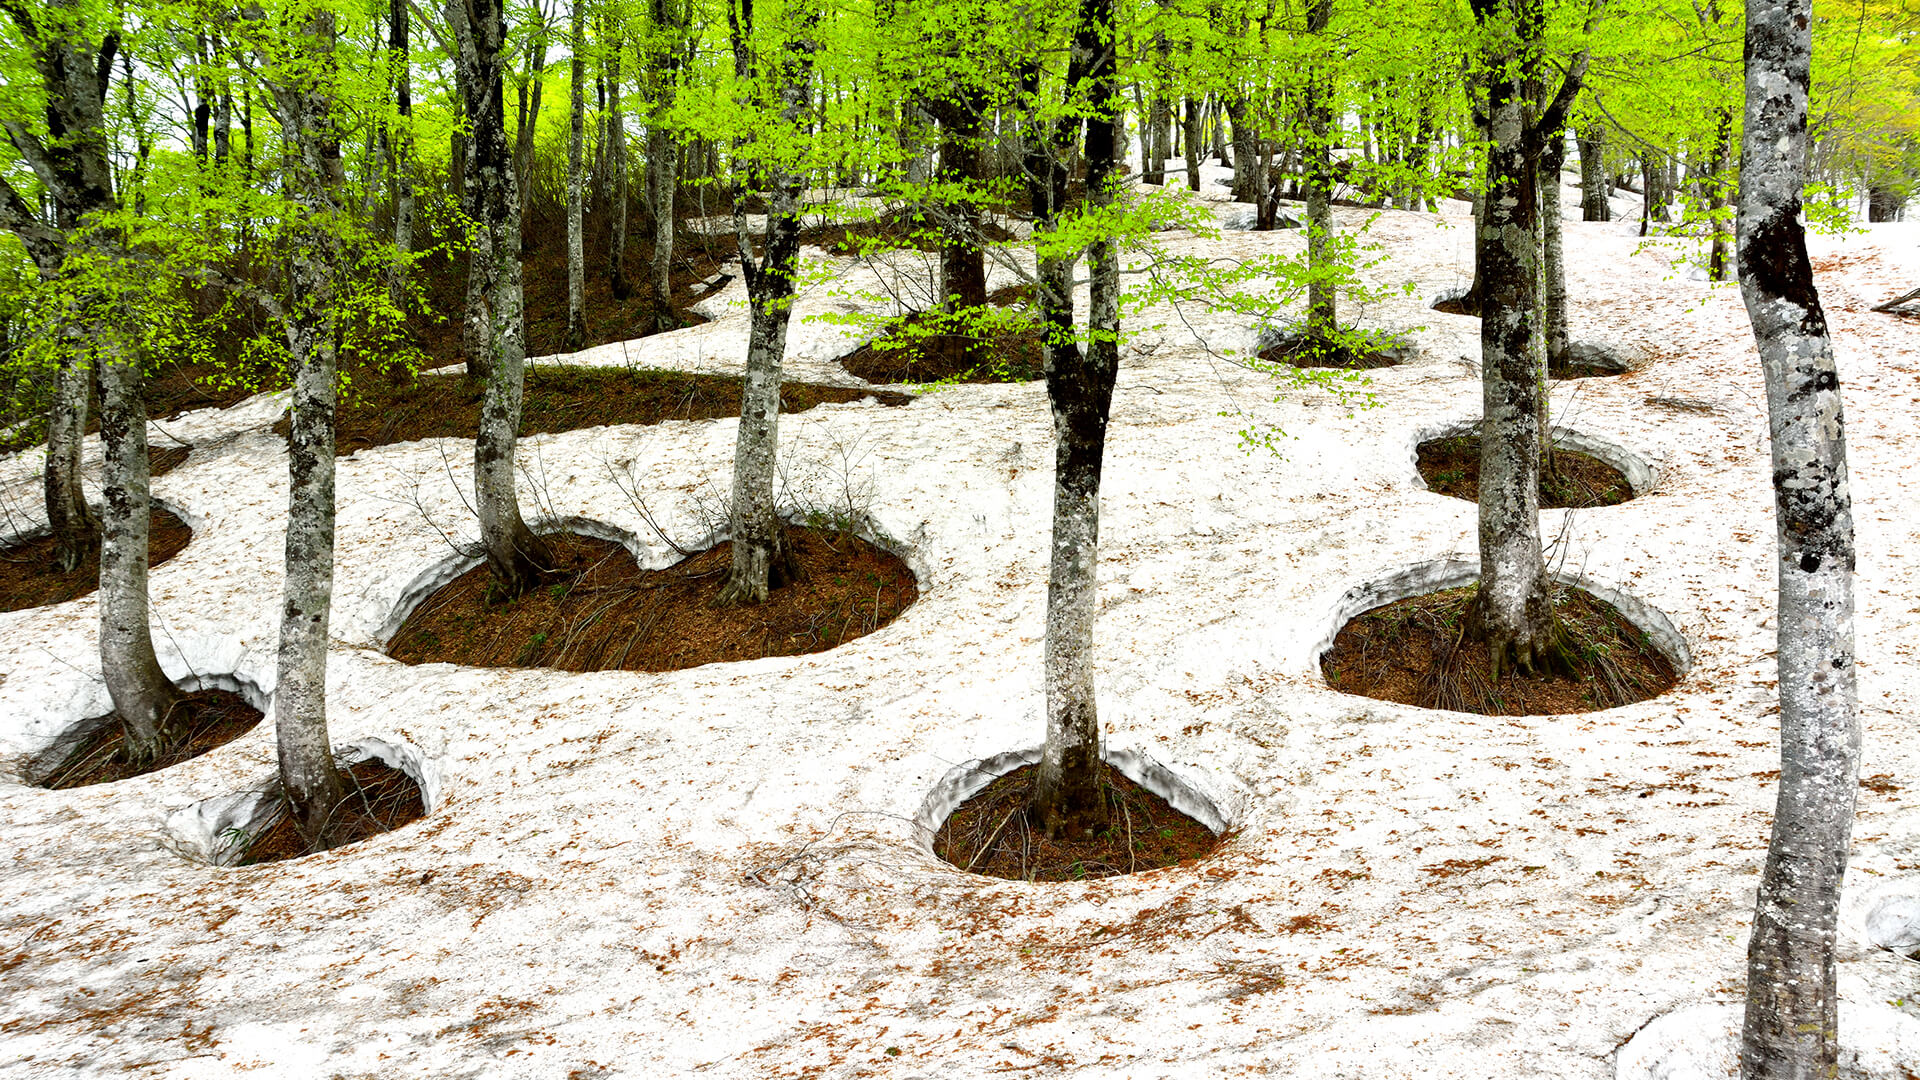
[604, 24, 629, 302]
[1542, 136, 1570, 371]
[44, 344, 96, 572]
[564, 0, 586, 352]
[1181, 96, 1202, 191]
[1226, 95, 1261, 205]
[97, 335, 179, 762]
[1029, 0, 1116, 840]
[1735, 0, 1861, 1071]
[1302, 0, 1335, 339]
[644, 0, 684, 330]
[715, 6, 816, 607]
[1578, 126, 1610, 221]
[1465, 0, 1588, 676]
[258, 4, 352, 847]
[449, 0, 553, 597]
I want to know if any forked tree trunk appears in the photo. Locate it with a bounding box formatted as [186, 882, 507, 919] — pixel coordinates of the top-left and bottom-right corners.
[1578, 126, 1610, 221]
[262, 5, 352, 848]
[1542, 135, 1570, 371]
[564, 0, 586, 352]
[97, 333, 180, 763]
[449, 0, 553, 598]
[1465, 0, 1587, 677]
[1735, 0, 1861, 1071]
[715, 10, 815, 608]
[1030, 0, 1116, 840]
[1302, 0, 1335, 339]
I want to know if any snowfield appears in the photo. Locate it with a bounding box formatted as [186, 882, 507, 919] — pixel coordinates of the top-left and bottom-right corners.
[2, 164, 1917, 1079]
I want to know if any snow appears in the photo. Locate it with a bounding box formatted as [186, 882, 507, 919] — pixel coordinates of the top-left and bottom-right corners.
[2, 163, 1917, 1078]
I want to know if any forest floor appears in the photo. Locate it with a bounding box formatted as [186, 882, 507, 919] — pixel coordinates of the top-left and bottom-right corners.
[2, 163, 1919, 1079]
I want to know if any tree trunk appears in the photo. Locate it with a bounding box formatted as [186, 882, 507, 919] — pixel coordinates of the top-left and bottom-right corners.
[606, 25, 630, 302]
[264, 5, 352, 849]
[44, 342, 97, 572]
[1542, 135, 1570, 371]
[1465, 0, 1587, 677]
[564, 0, 586, 352]
[450, 0, 554, 598]
[1029, 0, 1116, 841]
[933, 89, 989, 314]
[97, 328, 180, 763]
[1708, 106, 1734, 280]
[1735, 0, 1861, 1071]
[644, 0, 683, 330]
[1578, 126, 1610, 221]
[387, 0, 415, 313]
[513, 11, 550, 224]
[1226, 94, 1260, 204]
[1866, 185, 1902, 222]
[1181, 96, 1202, 191]
[1144, 90, 1168, 184]
[714, 9, 816, 608]
[1302, 0, 1335, 339]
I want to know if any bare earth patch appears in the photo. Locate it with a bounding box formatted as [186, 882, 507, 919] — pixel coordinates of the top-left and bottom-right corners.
[388, 526, 917, 672]
[1417, 434, 1635, 508]
[238, 758, 427, 865]
[0, 507, 193, 613]
[34, 689, 262, 789]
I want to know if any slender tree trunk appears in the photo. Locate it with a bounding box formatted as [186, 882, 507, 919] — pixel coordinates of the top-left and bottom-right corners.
[715, 9, 816, 608]
[1181, 96, 1202, 191]
[97, 326, 179, 763]
[606, 25, 630, 302]
[933, 89, 989, 314]
[450, 0, 554, 597]
[1144, 87, 1168, 184]
[44, 341, 96, 572]
[1302, 0, 1335, 339]
[564, 0, 587, 351]
[388, 0, 415, 312]
[1029, 0, 1114, 840]
[1578, 125, 1610, 221]
[645, 0, 682, 330]
[1542, 135, 1570, 371]
[513, 11, 549, 225]
[1708, 105, 1734, 281]
[1226, 94, 1260, 204]
[1736, 0, 1861, 1070]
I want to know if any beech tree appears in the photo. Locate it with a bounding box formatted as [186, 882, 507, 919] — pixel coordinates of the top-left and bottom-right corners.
[1734, 0, 1862, 1069]
[447, 0, 553, 597]
[1464, 0, 1591, 676]
[250, 0, 352, 846]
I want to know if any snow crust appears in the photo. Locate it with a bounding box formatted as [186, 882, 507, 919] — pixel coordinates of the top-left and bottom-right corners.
[1, 161, 1917, 1078]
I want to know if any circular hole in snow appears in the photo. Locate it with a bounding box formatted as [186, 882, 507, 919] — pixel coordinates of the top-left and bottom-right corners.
[163, 736, 438, 867]
[1313, 558, 1690, 716]
[384, 516, 918, 672]
[0, 502, 193, 614]
[917, 746, 1237, 881]
[1615, 1002, 1920, 1080]
[1411, 420, 1655, 507]
[1254, 324, 1414, 371]
[25, 671, 268, 789]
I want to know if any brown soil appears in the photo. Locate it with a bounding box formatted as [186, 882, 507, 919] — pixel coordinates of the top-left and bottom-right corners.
[1418, 434, 1634, 508]
[0, 507, 192, 613]
[389, 525, 917, 672]
[273, 366, 911, 455]
[150, 445, 192, 477]
[1259, 334, 1402, 370]
[237, 758, 427, 865]
[835, 285, 1043, 384]
[797, 211, 1022, 258]
[933, 762, 1224, 882]
[1322, 584, 1679, 715]
[34, 689, 262, 789]
[1432, 293, 1479, 317]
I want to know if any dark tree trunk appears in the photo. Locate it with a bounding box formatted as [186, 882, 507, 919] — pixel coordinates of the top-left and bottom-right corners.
[644, 0, 684, 330]
[1542, 135, 1570, 370]
[1578, 126, 1610, 221]
[564, 0, 586, 351]
[387, 0, 415, 312]
[1866, 185, 1901, 222]
[1226, 94, 1260, 204]
[1735, 0, 1861, 1072]
[1028, 0, 1116, 841]
[605, 24, 630, 301]
[931, 87, 989, 314]
[1181, 95, 1202, 191]
[1708, 106, 1734, 280]
[1302, 0, 1335, 338]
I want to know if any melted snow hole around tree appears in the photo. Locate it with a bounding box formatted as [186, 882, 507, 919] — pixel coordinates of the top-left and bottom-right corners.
[382, 517, 918, 673]
[23, 671, 267, 789]
[1615, 1003, 1920, 1080]
[163, 737, 437, 867]
[1254, 324, 1414, 371]
[1313, 559, 1690, 717]
[918, 747, 1238, 882]
[1412, 421, 1654, 509]
[0, 501, 193, 614]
